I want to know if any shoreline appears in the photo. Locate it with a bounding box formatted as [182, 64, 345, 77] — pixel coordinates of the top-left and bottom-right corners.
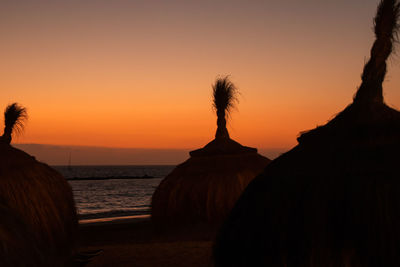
[78, 215, 216, 266]
[67, 175, 157, 181]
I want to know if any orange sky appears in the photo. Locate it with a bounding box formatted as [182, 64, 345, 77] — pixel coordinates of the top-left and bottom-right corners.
[1, 0, 399, 151]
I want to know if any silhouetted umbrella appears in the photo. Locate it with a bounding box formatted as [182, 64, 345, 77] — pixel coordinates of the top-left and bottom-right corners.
[214, 1, 400, 266]
[151, 77, 270, 227]
[0, 103, 78, 266]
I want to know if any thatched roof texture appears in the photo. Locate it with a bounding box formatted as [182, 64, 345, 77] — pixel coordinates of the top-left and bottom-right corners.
[152, 77, 270, 227]
[0, 103, 78, 266]
[0, 203, 43, 266]
[214, 1, 400, 266]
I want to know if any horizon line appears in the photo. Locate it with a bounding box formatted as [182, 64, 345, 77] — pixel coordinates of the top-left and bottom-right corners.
[14, 142, 289, 151]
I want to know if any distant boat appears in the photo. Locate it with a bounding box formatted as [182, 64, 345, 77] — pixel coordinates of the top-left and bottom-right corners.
[68, 152, 72, 170]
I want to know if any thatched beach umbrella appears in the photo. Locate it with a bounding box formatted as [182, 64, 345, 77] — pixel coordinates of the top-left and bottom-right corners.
[152, 77, 270, 227]
[0, 103, 78, 266]
[214, 1, 400, 267]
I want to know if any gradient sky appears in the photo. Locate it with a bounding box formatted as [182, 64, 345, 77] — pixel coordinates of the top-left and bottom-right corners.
[1, 0, 400, 152]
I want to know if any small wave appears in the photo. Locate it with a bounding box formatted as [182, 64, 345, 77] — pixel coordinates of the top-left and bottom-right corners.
[79, 209, 151, 220]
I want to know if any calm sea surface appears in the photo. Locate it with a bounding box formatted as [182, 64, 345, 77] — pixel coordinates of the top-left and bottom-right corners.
[53, 165, 175, 220]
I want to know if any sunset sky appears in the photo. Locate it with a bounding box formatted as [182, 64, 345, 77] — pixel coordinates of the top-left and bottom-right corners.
[1, 0, 400, 153]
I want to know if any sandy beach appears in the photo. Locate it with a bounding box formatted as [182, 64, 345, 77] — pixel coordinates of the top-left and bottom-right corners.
[78, 217, 217, 267]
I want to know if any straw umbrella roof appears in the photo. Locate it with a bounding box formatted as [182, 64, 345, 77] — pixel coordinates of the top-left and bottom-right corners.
[214, 1, 400, 266]
[0, 103, 78, 266]
[152, 77, 270, 227]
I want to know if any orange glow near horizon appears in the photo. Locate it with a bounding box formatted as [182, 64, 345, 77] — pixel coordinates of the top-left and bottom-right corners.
[1, 1, 400, 151]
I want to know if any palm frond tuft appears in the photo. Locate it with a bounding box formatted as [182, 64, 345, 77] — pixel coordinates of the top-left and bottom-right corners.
[212, 76, 239, 117]
[4, 103, 27, 138]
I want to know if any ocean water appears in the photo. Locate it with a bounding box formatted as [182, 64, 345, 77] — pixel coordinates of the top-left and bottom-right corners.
[54, 165, 175, 221]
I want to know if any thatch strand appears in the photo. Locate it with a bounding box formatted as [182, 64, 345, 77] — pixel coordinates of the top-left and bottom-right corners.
[213, 77, 238, 139]
[354, 0, 400, 103]
[1, 103, 27, 144]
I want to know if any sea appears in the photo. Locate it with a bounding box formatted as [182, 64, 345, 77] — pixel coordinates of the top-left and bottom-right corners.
[53, 165, 175, 223]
